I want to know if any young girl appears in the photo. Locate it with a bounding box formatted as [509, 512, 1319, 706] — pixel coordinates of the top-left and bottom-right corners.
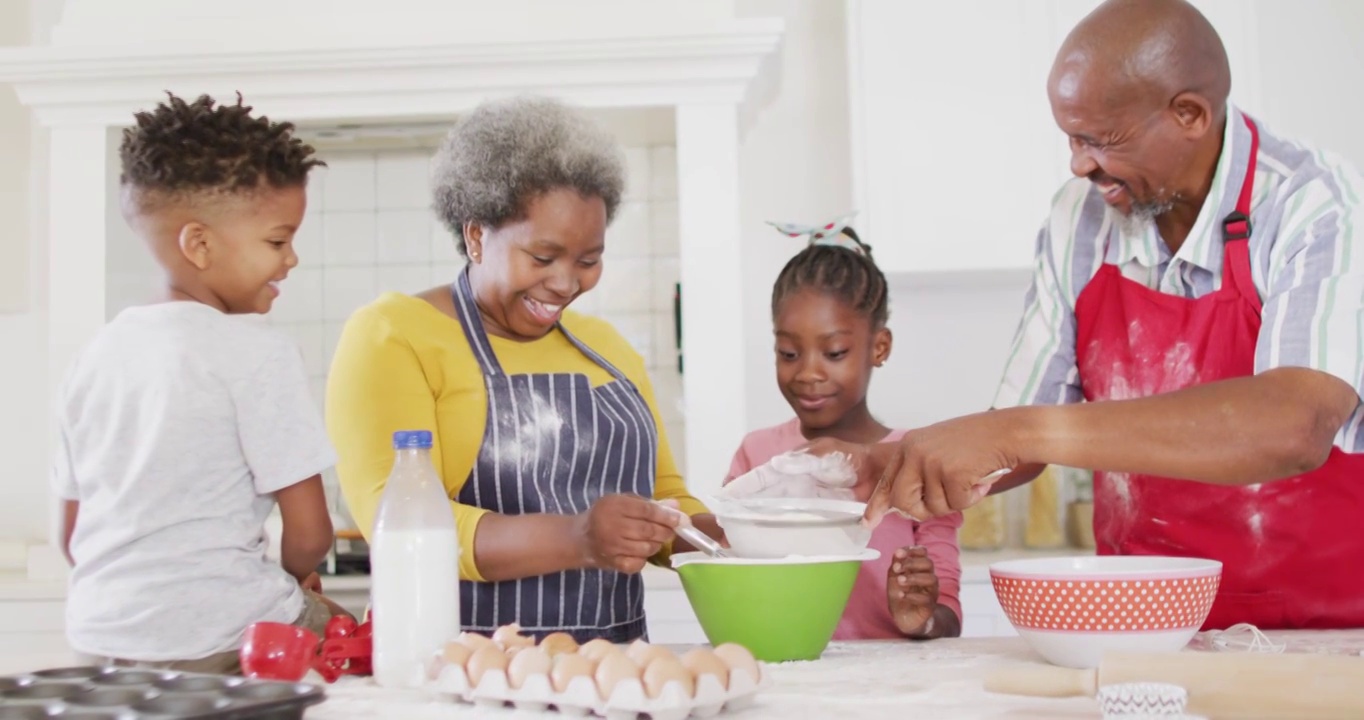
[724, 214, 964, 640]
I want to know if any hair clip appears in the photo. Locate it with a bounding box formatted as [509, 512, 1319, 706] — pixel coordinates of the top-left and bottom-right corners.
[766, 211, 865, 255]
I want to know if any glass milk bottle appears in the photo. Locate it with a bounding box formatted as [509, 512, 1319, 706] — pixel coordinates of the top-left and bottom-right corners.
[370, 430, 460, 688]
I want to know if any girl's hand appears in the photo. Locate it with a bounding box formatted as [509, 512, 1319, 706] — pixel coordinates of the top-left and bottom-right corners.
[575, 494, 680, 574]
[887, 546, 939, 636]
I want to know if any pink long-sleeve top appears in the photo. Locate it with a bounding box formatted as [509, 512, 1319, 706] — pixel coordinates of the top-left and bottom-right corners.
[724, 419, 963, 640]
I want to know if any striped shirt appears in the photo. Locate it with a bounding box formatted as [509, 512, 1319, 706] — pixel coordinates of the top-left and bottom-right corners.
[994, 105, 1364, 452]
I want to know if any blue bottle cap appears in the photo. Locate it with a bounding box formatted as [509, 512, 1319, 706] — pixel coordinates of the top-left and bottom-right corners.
[392, 430, 433, 449]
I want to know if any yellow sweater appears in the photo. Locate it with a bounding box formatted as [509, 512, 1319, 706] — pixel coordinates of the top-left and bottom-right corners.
[325, 292, 705, 582]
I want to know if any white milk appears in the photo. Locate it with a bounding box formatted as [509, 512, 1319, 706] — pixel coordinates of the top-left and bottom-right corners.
[370, 528, 460, 688]
[370, 431, 461, 689]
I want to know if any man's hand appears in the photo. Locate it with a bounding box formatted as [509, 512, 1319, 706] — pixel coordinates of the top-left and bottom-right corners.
[575, 494, 681, 574]
[799, 438, 898, 502]
[864, 412, 1019, 524]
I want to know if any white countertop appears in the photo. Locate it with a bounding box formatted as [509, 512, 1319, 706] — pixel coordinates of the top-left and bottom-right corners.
[310, 636, 1096, 720]
[302, 630, 1364, 720]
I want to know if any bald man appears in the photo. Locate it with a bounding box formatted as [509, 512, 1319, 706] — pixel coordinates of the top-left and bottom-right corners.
[827, 0, 1364, 630]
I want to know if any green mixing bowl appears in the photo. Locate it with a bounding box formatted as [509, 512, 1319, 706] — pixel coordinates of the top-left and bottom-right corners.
[671, 549, 880, 662]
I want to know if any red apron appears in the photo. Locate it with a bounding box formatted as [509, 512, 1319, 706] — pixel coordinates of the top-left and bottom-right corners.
[1074, 115, 1364, 630]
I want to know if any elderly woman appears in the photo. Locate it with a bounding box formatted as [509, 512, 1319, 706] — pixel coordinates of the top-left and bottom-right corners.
[327, 96, 719, 643]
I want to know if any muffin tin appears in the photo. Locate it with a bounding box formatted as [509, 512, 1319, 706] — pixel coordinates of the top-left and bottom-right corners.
[0, 666, 325, 719]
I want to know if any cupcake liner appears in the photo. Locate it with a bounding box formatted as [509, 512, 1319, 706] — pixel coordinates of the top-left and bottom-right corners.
[1096, 682, 1189, 717]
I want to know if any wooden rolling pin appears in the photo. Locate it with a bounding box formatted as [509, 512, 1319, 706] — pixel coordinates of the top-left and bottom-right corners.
[984, 651, 1364, 719]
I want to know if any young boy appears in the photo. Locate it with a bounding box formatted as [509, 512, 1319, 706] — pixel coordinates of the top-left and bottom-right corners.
[54, 92, 348, 673]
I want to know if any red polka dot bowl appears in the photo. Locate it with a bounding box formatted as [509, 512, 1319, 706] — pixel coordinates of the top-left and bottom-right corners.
[990, 555, 1222, 668]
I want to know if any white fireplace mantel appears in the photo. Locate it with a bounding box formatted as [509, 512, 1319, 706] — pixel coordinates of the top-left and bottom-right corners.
[0, 5, 782, 503]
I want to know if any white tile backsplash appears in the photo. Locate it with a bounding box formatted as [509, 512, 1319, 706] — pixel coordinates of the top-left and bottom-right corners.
[622, 147, 651, 201]
[662, 418, 687, 475]
[322, 155, 377, 211]
[323, 212, 378, 266]
[287, 322, 327, 378]
[376, 153, 432, 210]
[651, 201, 680, 258]
[377, 209, 434, 265]
[271, 267, 324, 324]
[608, 201, 651, 259]
[377, 265, 432, 296]
[652, 258, 679, 313]
[571, 288, 602, 317]
[596, 257, 654, 314]
[324, 322, 348, 373]
[294, 213, 325, 269]
[323, 267, 377, 321]
[649, 146, 677, 201]
[650, 368, 685, 425]
[652, 310, 678, 377]
[600, 312, 656, 368]
[431, 218, 462, 264]
[430, 262, 466, 288]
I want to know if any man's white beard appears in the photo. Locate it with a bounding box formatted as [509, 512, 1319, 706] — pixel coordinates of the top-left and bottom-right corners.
[1118, 193, 1178, 235]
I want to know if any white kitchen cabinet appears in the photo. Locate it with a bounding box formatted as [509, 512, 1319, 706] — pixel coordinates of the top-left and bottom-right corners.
[959, 579, 1016, 639]
[845, 0, 1068, 274]
[845, 0, 1263, 275]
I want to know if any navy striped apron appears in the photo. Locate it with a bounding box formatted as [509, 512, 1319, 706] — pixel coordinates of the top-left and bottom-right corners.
[451, 268, 656, 643]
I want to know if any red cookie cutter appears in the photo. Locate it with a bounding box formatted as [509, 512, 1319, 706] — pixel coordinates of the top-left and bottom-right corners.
[315, 613, 374, 681]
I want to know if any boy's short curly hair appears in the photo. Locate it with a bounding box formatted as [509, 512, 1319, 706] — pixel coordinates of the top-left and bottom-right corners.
[119, 92, 323, 208]
[431, 95, 625, 256]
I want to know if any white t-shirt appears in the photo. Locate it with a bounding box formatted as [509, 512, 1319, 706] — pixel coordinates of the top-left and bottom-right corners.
[52, 302, 337, 660]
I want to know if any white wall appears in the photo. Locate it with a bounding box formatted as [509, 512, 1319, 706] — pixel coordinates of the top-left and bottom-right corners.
[1255, 1, 1364, 168]
[5, 0, 1364, 552]
[0, 0, 55, 556]
[736, 0, 856, 433]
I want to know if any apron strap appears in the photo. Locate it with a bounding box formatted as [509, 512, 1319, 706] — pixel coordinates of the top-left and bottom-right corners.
[1220, 114, 1261, 304]
[452, 266, 506, 377]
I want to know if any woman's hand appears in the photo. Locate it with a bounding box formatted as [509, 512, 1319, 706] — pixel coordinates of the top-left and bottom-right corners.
[574, 494, 681, 574]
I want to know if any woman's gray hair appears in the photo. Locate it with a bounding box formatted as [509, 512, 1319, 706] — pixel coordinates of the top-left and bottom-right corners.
[431, 96, 626, 256]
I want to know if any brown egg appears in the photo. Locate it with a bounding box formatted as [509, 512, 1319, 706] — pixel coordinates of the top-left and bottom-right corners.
[506, 646, 552, 690]
[493, 623, 535, 649]
[550, 652, 597, 694]
[626, 639, 674, 667]
[713, 643, 760, 684]
[456, 631, 495, 653]
[680, 647, 729, 691]
[642, 654, 695, 699]
[466, 644, 510, 686]
[539, 631, 580, 658]
[593, 651, 640, 700]
[441, 641, 473, 668]
[578, 638, 620, 662]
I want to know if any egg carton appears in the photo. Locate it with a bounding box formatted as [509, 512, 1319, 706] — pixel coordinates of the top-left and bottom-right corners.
[0, 666, 324, 720]
[428, 659, 768, 720]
